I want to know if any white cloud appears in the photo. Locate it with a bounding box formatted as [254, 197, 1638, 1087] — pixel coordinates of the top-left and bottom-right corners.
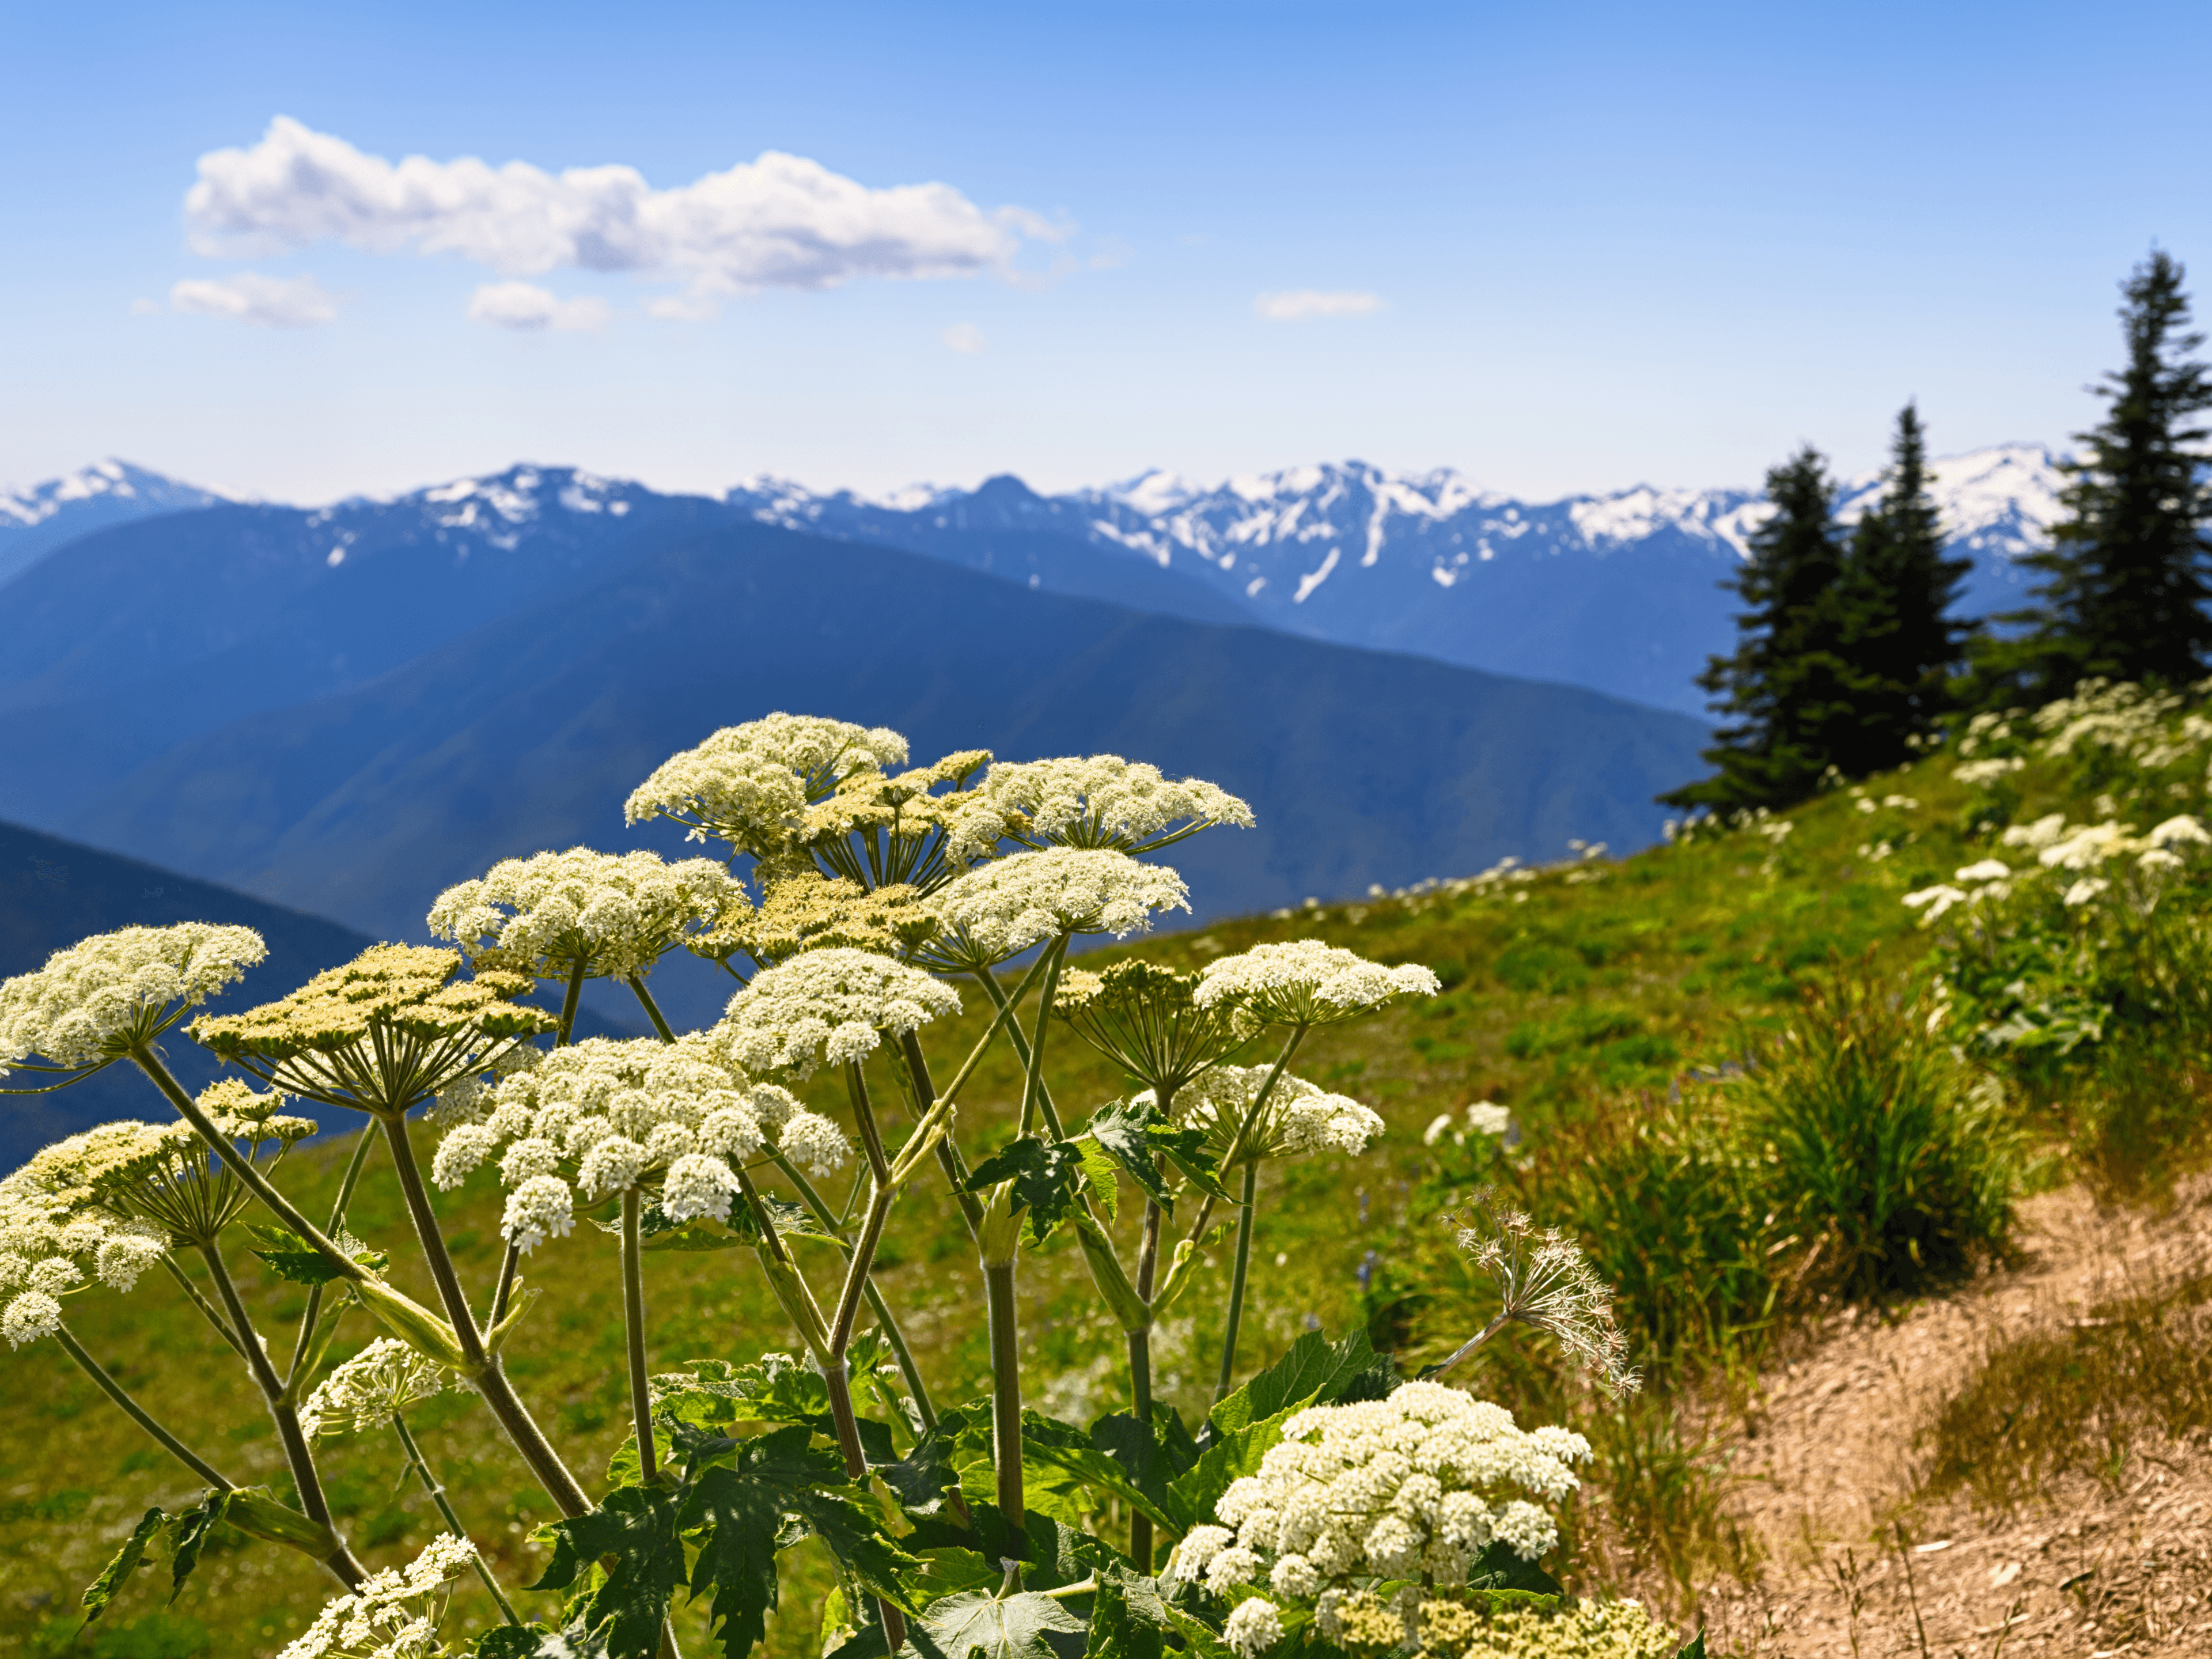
[467, 281, 610, 331]
[186, 116, 1051, 305]
[941, 322, 986, 355]
[170, 271, 339, 326]
[1253, 289, 1384, 321]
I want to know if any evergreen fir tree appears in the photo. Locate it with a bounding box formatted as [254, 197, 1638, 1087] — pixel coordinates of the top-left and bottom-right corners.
[1973, 249, 2212, 700]
[1827, 401, 1972, 772]
[1662, 446, 1863, 812]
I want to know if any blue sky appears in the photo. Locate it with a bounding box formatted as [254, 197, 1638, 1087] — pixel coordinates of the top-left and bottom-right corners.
[3, 0, 2208, 505]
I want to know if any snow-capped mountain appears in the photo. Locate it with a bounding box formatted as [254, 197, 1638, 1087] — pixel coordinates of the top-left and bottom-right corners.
[728, 442, 2067, 715]
[2, 445, 2069, 718]
[0, 459, 223, 586]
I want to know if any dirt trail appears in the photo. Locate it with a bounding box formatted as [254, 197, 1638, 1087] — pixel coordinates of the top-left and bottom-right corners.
[1674, 1180, 2212, 1657]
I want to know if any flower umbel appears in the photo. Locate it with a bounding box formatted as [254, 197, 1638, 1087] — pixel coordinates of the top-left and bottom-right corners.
[923, 847, 1190, 967]
[1194, 940, 1440, 1031]
[1441, 1194, 1641, 1396]
[275, 1531, 480, 1659]
[720, 948, 960, 1077]
[624, 713, 911, 861]
[300, 1337, 454, 1440]
[0, 923, 266, 1077]
[427, 846, 743, 982]
[947, 754, 1254, 859]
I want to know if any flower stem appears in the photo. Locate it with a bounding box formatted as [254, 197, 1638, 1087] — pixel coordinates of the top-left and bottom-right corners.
[376, 1112, 592, 1518]
[556, 958, 588, 1046]
[392, 1409, 521, 1625]
[285, 1126, 379, 1391]
[195, 1240, 365, 1589]
[1211, 1162, 1260, 1403]
[984, 1259, 1025, 1553]
[1430, 1313, 1511, 1377]
[1125, 1166, 1165, 1572]
[160, 1254, 249, 1360]
[627, 973, 677, 1043]
[620, 1187, 658, 1487]
[54, 1321, 233, 1490]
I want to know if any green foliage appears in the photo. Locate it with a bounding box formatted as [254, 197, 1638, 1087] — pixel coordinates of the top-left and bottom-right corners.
[81, 1508, 168, 1624]
[527, 1485, 687, 1656]
[913, 1590, 1088, 1659]
[965, 1137, 1089, 1243]
[243, 1224, 388, 1285]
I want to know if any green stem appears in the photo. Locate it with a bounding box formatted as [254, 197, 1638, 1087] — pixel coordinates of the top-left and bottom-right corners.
[286, 1127, 379, 1389]
[376, 1112, 592, 1518]
[393, 1410, 521, 1625]
[621, 1186, 657, 1487]
[195, 1240, 365, 1588]
[1126, 1171, 1164, 1572]
[627, 974, 678, 1043]
[131, 1048, 357, 1274]
[974, 945, 1069, 1139]
[556, 958, 588, 1046]
[161, 1254, 248, 1360]
[54, 1322, 233, 1490]
[1213, 1162, 1260, 1404]
[488, 1242, 523, 1328]
[897, 1031, 984, 1240]
[984, 1260, 1025, 1552]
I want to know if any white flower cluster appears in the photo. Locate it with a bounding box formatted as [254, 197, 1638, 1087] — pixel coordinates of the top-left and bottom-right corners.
[0, 923, 266, 1073]
[721, 947, 960, 1076]
[926, 847, 1190, 964]
[1424, 1100, 1513, 1148]
[276, 1531, 480, 1659]
[1166, 1381, 1589, 1645]
[300, 1338, 453, 1440]
[1169, 1066, 1385, 1164]
[624, 714, 910, 853]
[1953, 756, 2025, 788]
[0, 1129, 180, 1349]
[1195, 940, 1440, 1029]
[431, 1034, 850, 1251]
[1906, 813, 2212, 923]
[945, 754, 1254, 860]
[427, 847, 741, 979]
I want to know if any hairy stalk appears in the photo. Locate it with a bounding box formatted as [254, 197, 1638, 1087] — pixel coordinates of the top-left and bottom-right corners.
[376, 1112, 591, 1518]
[393, 1410, 521, 1625]
[54, 1322, 233, 1490]
[621, 1187, 658, 1487]
[286, 1127, 379, 1391]
[627, 973, 678, 1043]
[970, 948, 1069, 1139]
[1430, 1313, 1512, 1378]
[984, 1260, 1025, 1549]
[1126, 1139, 1169, 1571]
[195, 1240, 366, 1589]
[488, 1243, 523, 1328]
[160, 1254, 249, 1360]
[1213, 1164, 1260, 1402]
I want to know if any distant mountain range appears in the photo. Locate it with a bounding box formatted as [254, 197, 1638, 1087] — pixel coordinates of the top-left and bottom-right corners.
[0, 469, 1713, 1033]
[5, 444, 2064, 717]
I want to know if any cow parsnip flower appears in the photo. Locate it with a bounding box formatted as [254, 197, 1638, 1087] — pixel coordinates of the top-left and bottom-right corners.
[721, 947, 960, 1077]
[194, 945, 552, 1116]
[1162, 1065, 1384, 1168]
[0, 1124, 191, 1347]
[300, 1337, 454, 1440]
[1454, 1196, 1639, 1396]
[946, 755, 1254, 860]
[624, 713, 911, 859]
[0, 923, 266, 1075]
[691, 873, 938, 974]
[431, 1034, 849, 1251]
[1165, 1381, 1589, 1615]
[427, 847, 743, 982]
[924, 847, 1190, 967]
[1195, 940, 1440, 1029]
[1055, 960, 1242, 1099]
[276, 1531, 480, 1659]
[803, 749, 993, 894]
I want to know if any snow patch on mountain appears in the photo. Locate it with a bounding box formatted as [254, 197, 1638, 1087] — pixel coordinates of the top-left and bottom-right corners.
[0, 460, 219, 529]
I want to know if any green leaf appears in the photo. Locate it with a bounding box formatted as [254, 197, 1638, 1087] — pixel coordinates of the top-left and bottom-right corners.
[1085, 1103, 1232, 1209]
[527, 1484, 686, 1656]
[1465, 1541, 1565, 1597]
[664, 1354, 833, 1430]
[1672, 1633, 1709, 1659]
[912, 1590, 1087, 1659]
[245, 1224, 388, 1286]
[1209, 1327, 1376, 1438]
[904, 1547, 1000, 1602]
[1084, 1565, 1172, 1659]
[1018, 1411, 1177, 1531]
[964, 1138, 1086, 1241]
[166, 1490, 230, 1604]
[1073, 1137, 1120, 1224]
[471, 1625, 595, 1658]
[81, 1506, 165, 1623]
[877, 1415, 968, 1516]
[683, 1461, 788, 1659]
[1164, 1408, 1298, 1535]
[1086, 1408, 1200, 1518]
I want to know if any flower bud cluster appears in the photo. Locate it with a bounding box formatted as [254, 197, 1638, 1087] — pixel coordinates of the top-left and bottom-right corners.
[427, 846, 743, 980]
[276, 1531, 480, 1659]
[0, 923, 266, 1073]
[721, 947, 960, 1076]
[300, 1336, 453, 1440]
[431, 1033, 851, 1251]
[1165, 1381, 1590, 1655]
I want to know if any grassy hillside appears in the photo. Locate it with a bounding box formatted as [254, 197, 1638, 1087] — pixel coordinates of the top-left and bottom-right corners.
[8, 690, 2205, 1657]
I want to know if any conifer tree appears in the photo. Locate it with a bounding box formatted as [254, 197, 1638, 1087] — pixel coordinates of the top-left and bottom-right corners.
[1662, 446, 1861, 812]
[1974, 249, 2212, 700]
[1827, 402, 1972, 772]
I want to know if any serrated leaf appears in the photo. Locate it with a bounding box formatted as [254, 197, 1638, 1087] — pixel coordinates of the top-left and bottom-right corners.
[166, 1490, 229, 1604]
[471, 1625, 593, 1659]
[683, 1462, 788, 1659]
[245, 1224, 388, 1286]
[1018, 1411, 1176, 1531]
[1209, 1327, 1376, 1437]
[1084, 1566, 1170, 1659]
[1073, 1138, 1120, 1224]
[1164, 1407, 1297, 1535]
[904, 1547, 999, 1601]
[1085, 1101, 1231, 1210]
[527, 1484, 685, 1656]
[877, 1420, 965, 1516]
[963, 1138, 1086, 1242]
[1086, 1408, 1199, 1520]
[1673, 1633, 1709, 1659]
[912, 1590, 1088, 1659]
[81, 1506, 164, 1623]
